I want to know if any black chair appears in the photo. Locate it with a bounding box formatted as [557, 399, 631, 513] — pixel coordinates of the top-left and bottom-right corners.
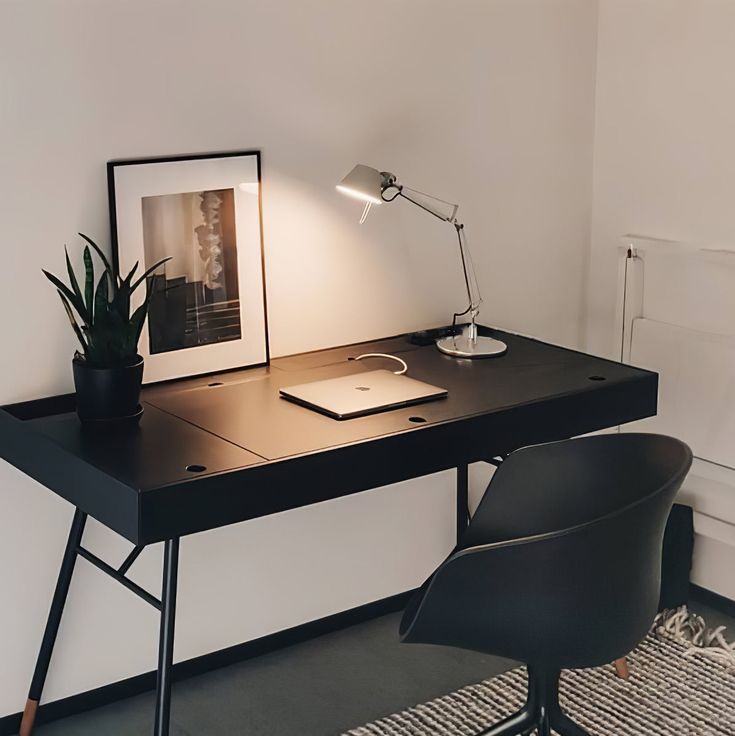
[400, 433, 692, 736]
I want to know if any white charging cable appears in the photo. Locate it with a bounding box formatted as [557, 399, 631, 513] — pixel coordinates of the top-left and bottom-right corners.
[353, 353, 408, 375]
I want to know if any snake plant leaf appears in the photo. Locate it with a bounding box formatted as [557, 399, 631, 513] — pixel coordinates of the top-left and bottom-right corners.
[78, 233, 115, 292]
[112, 275, 131, 323]
[94, 270, 109, 327]
[129, 285, 154, 345]
[117, 286, 131, 323]
[83, 246, 95, 321]
[122, 261, 139, 286]
[130, 256, 172, 294]
[112, 261, 143, 323]
[43, 269, 89, 324]
[64, 246, 84, 308]
[57, 290, 89, 354]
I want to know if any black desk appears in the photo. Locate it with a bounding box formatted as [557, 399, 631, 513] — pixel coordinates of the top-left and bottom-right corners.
[1, 329, 657, 736]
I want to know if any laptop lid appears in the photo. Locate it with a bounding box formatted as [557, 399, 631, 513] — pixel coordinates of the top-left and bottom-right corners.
[279, 369, 448, 420]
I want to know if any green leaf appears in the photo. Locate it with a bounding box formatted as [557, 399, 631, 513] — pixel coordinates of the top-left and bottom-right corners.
[57, 290, 89, 355]
[78, 233, 120, 295]
[129, 294, 151, 346]
[114, 280, 131, 322]
[128, 269, 158, 348]
[130, 256, 172, 294]
[83, 246, 95, 321]
[43, 269, 89, 324]
[64, 246, 84, 308]
[112, 263, 133, 321]
[79, 233, 116, 283]
[122, 261, 139, 286]
[94, 270, 109, 321]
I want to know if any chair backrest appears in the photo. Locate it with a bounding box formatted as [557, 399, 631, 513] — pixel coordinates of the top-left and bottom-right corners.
[401, 433, 692, 668]
[460, 433, 691, 549]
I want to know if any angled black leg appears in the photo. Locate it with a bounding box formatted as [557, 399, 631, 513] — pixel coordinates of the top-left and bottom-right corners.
[154, 538, 180, 736]
[478, 708, 535, 735]
[551, 711, 592, 736]
[456, 463, 469, 541]
[19, 508, 87, 736]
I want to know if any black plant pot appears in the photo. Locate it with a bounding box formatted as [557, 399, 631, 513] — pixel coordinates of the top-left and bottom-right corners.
[72, 355, 144, 423]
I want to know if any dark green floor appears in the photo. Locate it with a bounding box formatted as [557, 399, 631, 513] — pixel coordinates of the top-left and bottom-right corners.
[26, 599, 734, 736]
[29, 612, 514, 736]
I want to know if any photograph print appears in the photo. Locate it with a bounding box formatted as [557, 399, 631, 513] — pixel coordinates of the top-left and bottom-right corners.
[109, 151, 268, 383]
[141, 187, 241, 354]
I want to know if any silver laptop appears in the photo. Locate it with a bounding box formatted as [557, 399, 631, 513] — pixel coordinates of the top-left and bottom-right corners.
[279, 369, 448, 420]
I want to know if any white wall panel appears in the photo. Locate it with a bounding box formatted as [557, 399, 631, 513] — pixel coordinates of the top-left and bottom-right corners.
[629, 318, 735, 469]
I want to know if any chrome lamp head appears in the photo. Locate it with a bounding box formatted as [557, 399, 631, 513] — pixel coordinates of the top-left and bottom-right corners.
[336, 165, 400, 223]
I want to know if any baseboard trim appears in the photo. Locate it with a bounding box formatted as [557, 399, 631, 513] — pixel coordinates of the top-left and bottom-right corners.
[690, 583, 735, 619]
[0, 590, 414, 736]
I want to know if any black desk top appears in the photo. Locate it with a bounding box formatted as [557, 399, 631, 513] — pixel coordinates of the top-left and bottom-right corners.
[0, 329, 657, 544]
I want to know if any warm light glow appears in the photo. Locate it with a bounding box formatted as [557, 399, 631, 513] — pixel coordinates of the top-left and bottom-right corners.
[335, 184, 383, 205]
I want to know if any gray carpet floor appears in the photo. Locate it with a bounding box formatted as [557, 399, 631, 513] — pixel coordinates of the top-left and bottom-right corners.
[347, 612, 735, 736]
[24, 600, 733, 736]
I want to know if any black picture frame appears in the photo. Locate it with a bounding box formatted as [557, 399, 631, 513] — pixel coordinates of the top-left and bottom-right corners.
[107, 150, 270, 383]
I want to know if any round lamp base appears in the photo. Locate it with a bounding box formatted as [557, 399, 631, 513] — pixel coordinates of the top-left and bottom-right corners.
[436, 334, 508, 359]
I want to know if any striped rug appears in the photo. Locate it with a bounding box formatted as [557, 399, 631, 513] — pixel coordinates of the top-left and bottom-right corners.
[345, 609, 735, 735]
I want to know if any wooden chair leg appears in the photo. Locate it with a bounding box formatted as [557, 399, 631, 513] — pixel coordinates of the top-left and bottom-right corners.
[613, 657, 630, 680]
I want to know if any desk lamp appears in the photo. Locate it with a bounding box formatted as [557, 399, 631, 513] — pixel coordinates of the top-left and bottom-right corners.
[336, 164, 506, 358]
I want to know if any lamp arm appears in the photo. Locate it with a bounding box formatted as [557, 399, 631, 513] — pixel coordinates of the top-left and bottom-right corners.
[395, 189, 458, 224]
[454, 222, 483, 319]
[395, 190, 483, 332]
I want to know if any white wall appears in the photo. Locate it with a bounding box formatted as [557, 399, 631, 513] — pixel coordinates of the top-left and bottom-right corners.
[0, 0, 598, 716]
[586, 0, 735, 356]
[585, 2, 735, 602]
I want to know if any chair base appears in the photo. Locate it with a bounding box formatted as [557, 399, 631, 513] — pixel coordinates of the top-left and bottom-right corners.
[478, 668, 591, 736]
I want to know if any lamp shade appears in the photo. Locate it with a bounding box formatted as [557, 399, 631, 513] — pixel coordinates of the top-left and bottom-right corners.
[336, 164, 383, 205]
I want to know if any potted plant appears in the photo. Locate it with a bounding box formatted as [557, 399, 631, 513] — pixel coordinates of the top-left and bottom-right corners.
[43, 233, 170, 423]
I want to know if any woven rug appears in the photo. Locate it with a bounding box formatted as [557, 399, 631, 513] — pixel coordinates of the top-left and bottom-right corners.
[345, 609, 735, 736]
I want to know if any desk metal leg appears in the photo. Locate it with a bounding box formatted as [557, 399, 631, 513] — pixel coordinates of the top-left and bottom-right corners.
[154, 538, 180, 736]
[456, 463, 469, 542]
[19, 508, 87, 736]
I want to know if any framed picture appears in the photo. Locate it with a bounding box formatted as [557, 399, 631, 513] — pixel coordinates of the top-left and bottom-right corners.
[108, 151, 269, 383]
